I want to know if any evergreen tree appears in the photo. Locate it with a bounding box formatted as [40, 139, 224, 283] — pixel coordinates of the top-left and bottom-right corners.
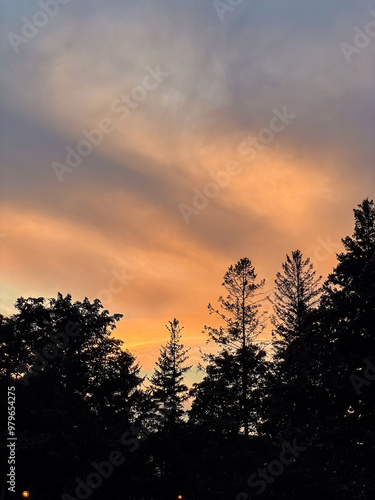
[320, 198, 375, 404]
[316, 198, 375, 497]
[262, 250, 322, 441]
[322, 197, 375, 343]
[150, 318, 191, 429]
[192, 258, 268, 436]
[272, 249, 322, 351]
[147, 319, 191, 499]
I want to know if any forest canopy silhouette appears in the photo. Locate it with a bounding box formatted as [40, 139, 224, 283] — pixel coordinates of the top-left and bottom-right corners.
[1, 198, 374, 500]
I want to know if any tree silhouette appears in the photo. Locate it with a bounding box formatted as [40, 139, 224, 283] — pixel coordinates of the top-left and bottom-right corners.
[1, 199, 374, 499]
[150, 318, 191, 429]
[0, 293, 143, 499]
[271, 249, 322, 350]
[315, 198, 375, 497]
[195, 258, 268, 436]
[190, 349, 243, 434]
[262, 250, 322, 440]
[146, 319, 191, 499]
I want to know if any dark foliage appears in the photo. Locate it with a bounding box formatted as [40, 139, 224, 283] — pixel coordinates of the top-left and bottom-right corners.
[1, 198, 374, 499]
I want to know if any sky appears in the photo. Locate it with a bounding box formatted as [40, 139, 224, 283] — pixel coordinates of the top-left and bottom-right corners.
[0, 0, 374, 379]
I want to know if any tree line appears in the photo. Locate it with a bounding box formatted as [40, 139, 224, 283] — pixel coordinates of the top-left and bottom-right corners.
[0, 198, 374, 500]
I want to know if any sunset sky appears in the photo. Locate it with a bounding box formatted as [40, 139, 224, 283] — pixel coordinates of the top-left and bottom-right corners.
[1, 0, 374, 379]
